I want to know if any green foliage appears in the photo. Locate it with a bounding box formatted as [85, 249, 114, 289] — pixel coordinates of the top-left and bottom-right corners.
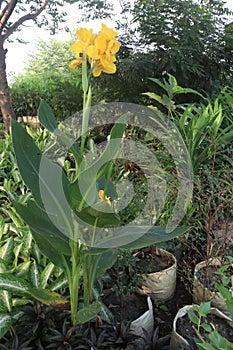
[1, 304, 148, 349]
[10, 72, 82, 121]
[76, 0, 114, 22]
[107, 249, 143, 301]
[216, 260, 233, 320]
[92, 49, 156, 104]
[188, 302, 233, 349]
[9, 38, 83, 120]
[25, 38, 75, 75]
[132, 0, 233, 94]
[145, 75, 233, 173]
[188, 302, 212, 334]
[0, 129, 69, 339]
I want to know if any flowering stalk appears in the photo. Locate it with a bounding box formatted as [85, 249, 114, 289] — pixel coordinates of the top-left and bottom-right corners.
[80, 52, 91, 156]
[68, 24, 121, 325]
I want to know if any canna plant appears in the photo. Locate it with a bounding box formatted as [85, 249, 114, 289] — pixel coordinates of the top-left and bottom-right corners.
[6, 24, 187, 331]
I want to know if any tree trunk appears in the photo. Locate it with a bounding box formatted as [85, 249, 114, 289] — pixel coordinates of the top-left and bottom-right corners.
[0, 35, 16, 133]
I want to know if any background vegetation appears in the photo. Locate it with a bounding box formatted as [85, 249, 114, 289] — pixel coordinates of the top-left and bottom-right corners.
[2, 0, 232, 122]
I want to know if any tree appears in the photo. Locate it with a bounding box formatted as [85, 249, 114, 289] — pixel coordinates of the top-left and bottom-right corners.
[132, 0, 233, 94]
[25, 38, 74, 75]
[0, 1, 70, 132]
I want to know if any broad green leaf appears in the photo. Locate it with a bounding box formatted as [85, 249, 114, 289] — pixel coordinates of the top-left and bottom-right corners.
[76, 301, 101, 323]
[202, 323, 212, 332]
[0, 274, 31, 296]
[99, 301, 114, 323]
[95, 225, 188, 249]
[12, 298, 32, 307]
[38, 99, 58, 133]
[173, 85, 204, 98]
[94, 250, 117, 280]
[200, 330, 233, 350]
[48, 274, 68, 291]
[28, 288, 67, 306]
[36, 155, 74, 238]
[0, 313, 13, 339]
[69, 181, 84, 209]
[31, 243, 41, 264]
[70, 115, 127, 210]
[187, 310, 199, 325]
[40, 262, 55, 289]
[0, 259, 7, 273]
[216, 284, 230, 299]
[0, 237, 14, 263]
[0, 290, 11, 312]
[11, 120, 43, 206]
[14, 261, 31, 277]
[0, 216, 5, 240]
[29, 261, 39, 288]
[75, 202, 120, 228]
[14, 200, 71, 256]
[12, 121, 73, 238]
[30, 229, 67, 269]
[22, 231, 33, 257]
[13, 243, 23, 268]
[143, 92, 164, 106]
[199, 302, 211, 316]
[2, 207, 24, 227]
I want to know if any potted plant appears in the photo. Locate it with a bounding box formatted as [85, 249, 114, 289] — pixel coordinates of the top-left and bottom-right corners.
[170, 302, 233, 350]
[193, 256, 233, 315]
[103, 249, 154, 339]
[135, 245, 177, 301]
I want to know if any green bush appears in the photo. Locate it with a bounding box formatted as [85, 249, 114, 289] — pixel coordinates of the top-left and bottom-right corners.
[9, 71, 82, 121]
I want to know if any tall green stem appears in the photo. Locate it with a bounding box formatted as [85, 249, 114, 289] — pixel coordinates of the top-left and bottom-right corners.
[69, 219, 81, 326]
[83, 218, 98, 306]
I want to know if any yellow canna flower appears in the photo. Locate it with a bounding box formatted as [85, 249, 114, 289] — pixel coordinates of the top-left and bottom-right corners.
[98, 190, 111, 206]
[87, 33, 120, 75]
[70, 24, 120, 76]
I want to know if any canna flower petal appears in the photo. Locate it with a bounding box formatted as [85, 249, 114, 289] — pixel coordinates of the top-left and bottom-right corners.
[102, 62, 116, 74]
[93, 69, 102, 77]
[94, 34, 107, 53]
[93, 60, 116, 76]
[107, 39, 121, 55]
[70, 41, 85, 54]
[69, 57, 83, 68]
[86, 45, 99, 60]
[100, 24, 118, 40]
[98, 190, 111, 206]
[76, 28, 95, 46]
[100, 55, 116, 69]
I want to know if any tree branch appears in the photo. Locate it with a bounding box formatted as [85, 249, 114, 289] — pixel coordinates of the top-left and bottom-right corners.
[0, 0, 17, 32]
[2, 0, 49, 41]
